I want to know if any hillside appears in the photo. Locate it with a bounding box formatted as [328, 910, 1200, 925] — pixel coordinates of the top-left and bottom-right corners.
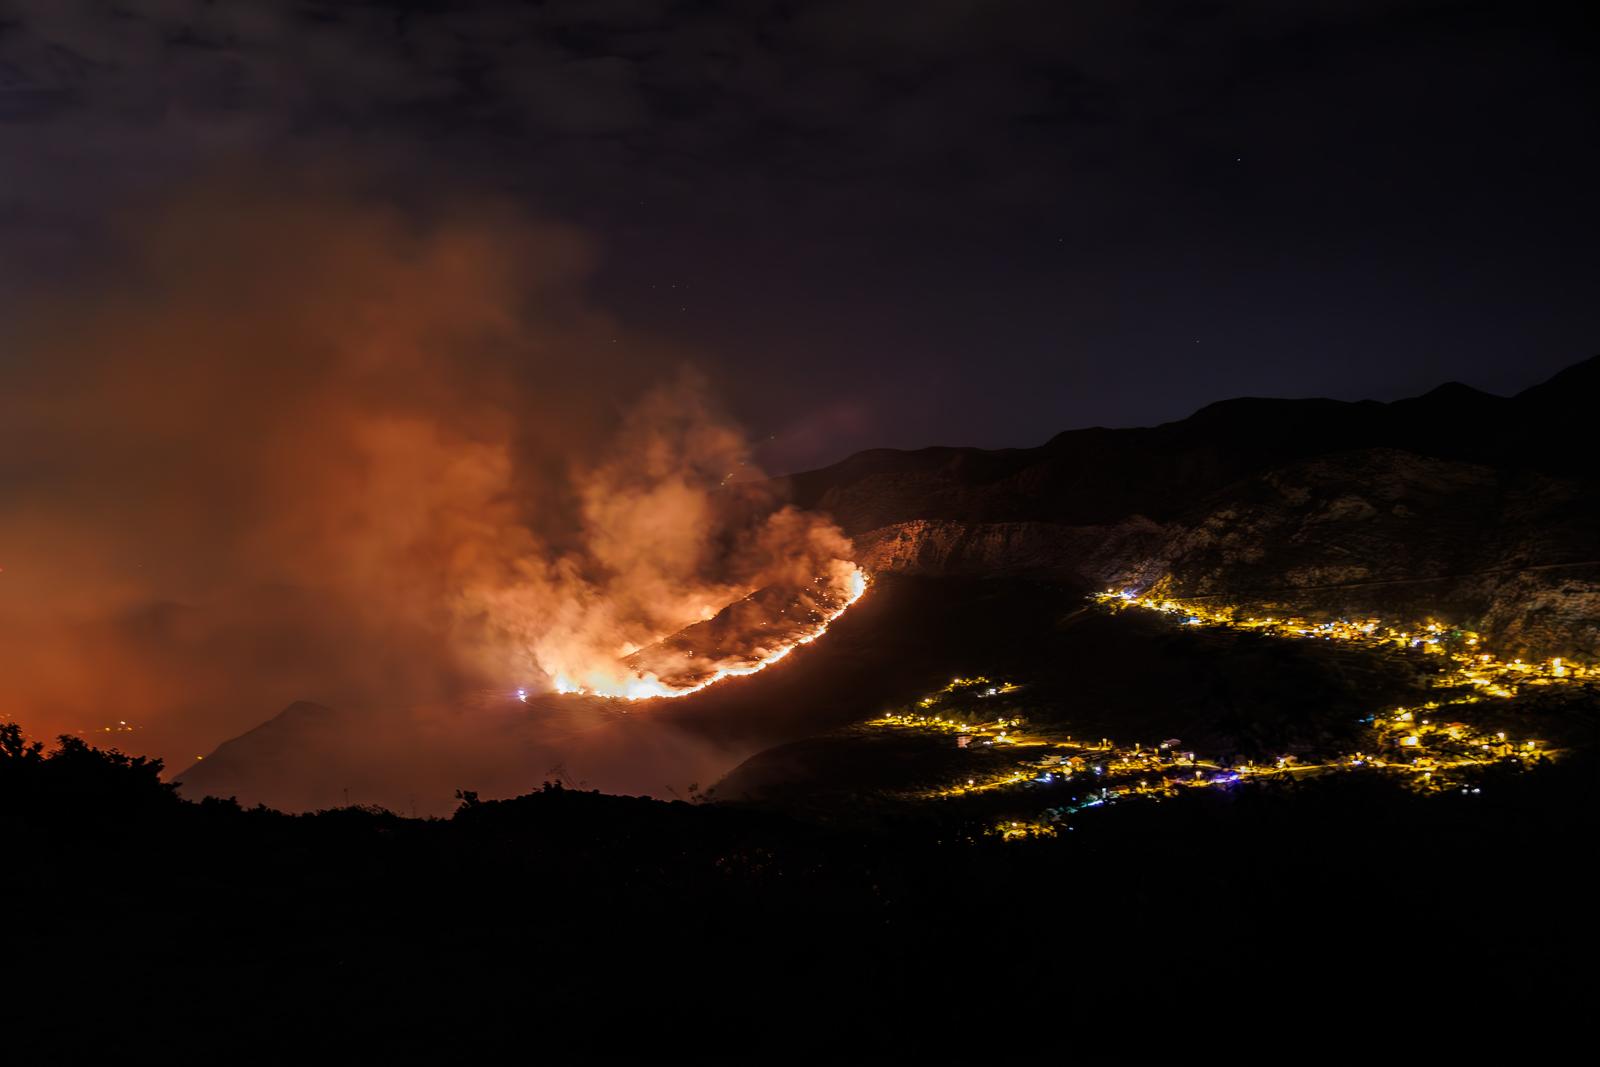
[176, 358, 1600, 812]
[785, 356, 1600, 659]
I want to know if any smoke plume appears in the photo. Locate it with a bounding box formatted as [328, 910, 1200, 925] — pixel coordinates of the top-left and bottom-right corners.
[0, 174, 858, 793]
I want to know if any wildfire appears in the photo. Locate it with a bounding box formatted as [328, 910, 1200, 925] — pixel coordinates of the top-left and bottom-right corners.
[546, 565, 869, 701]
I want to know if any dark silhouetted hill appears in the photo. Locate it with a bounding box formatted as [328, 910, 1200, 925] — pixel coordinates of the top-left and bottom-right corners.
[782, 356, 1600, 659]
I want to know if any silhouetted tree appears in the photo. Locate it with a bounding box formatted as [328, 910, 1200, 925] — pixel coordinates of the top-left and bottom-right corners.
[0, 722, 45, 763]
[0, 723, 179, 823]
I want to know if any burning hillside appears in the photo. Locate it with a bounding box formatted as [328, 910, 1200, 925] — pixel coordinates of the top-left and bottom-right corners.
[0, 180, 868, 765]
[563, 561, 870, 699]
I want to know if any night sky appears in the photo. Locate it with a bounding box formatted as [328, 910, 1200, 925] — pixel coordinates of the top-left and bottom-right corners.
[3, 0, 1596, 471]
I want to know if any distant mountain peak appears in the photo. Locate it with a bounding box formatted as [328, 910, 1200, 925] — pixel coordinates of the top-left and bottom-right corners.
[1414, 380, 1496, 402]
[1517, 353, 1600, 408]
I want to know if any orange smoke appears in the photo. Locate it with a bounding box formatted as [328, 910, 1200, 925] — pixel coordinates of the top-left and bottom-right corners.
[0, 173, 859, 768]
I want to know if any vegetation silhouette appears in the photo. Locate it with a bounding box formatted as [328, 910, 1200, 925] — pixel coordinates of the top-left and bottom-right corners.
[2, 721, 1596, 1058]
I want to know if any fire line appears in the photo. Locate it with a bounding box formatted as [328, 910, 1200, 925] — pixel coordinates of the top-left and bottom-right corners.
[548, 566, 870, 701]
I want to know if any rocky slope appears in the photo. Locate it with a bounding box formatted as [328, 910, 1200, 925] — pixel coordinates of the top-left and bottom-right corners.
[785, 356, 1600, 659]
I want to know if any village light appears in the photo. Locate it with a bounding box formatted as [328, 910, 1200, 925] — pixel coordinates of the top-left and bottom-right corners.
[876, 604, 1568, 809]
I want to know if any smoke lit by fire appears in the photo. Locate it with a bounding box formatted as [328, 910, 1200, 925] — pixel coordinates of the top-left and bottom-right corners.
[0, 174, 865, 772]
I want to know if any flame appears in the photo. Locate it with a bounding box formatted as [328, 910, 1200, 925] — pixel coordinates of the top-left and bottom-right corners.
[546, 565, 869, 701]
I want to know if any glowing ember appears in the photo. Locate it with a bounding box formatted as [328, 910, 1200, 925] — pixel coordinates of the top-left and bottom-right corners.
[546, 565, 869, 701]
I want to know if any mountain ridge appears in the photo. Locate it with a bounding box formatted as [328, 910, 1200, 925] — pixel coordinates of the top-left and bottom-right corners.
[782, 355, 1597, 531]
[782, 355, 1600, 659]
[175, 356, 1600, 812]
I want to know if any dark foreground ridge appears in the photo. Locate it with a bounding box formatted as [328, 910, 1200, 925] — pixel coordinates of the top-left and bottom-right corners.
[4, 721, 1597, 1058]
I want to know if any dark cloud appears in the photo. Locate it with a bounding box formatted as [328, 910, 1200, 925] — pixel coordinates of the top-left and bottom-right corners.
[1, 0, 1596, 467]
